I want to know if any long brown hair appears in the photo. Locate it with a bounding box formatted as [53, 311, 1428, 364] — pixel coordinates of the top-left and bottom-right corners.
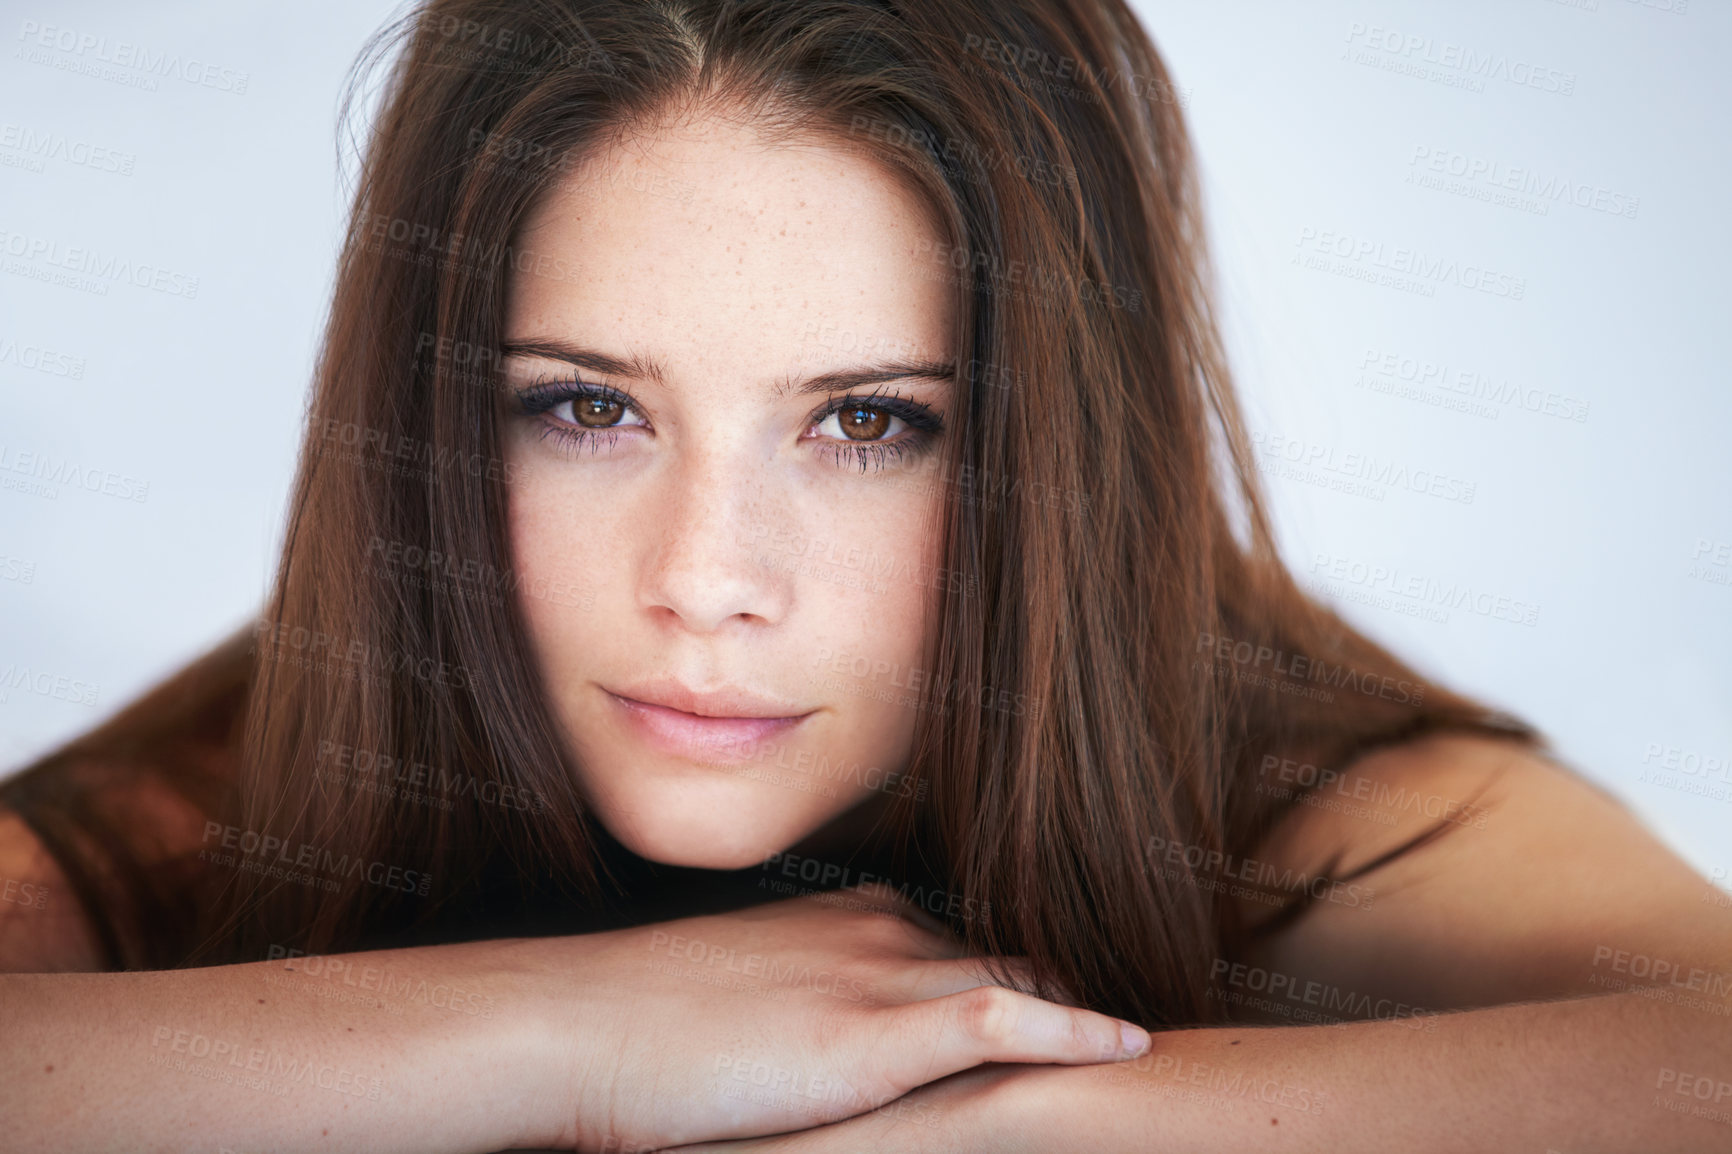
[2, 0, 1533, 1026]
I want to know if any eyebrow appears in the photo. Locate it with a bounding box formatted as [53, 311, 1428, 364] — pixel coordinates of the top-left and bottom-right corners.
[500, 337, 955, 397]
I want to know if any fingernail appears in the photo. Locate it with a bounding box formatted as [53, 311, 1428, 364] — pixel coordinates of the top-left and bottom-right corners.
[1119, 1022, 1151, 1058]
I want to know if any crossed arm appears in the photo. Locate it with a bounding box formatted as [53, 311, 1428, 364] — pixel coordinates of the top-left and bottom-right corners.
[3, 735, 1727, 1152]
[677, 735, 1732, 1153]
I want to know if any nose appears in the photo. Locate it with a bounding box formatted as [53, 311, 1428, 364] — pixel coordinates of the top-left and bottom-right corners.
[635, 449, 793, 633]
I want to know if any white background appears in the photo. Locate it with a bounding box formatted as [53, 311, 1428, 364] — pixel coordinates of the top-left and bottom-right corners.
[2, 0, 1727, 882]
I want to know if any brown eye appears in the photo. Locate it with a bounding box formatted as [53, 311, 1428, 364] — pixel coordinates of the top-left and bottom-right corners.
[574, 397, 625, 427]
[839, 406, 891, 441]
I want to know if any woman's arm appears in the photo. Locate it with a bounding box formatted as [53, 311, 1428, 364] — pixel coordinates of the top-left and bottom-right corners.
[0, 857, 1152, 1153]
[697, 986, 1730, 1153]
[679, 735, 1732, 1151]
[0, 938, 564, 1154]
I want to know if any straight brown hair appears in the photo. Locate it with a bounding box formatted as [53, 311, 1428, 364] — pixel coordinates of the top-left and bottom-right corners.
[1, 0, 1533, 1027]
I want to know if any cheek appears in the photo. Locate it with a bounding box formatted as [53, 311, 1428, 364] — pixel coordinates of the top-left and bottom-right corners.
[505, 472, 625, 672]
[787, 478, 945, 758]
[802, 499, 939, 666]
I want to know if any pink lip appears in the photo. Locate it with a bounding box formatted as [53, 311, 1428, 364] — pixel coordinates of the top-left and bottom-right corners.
[604, 682, 813, 764]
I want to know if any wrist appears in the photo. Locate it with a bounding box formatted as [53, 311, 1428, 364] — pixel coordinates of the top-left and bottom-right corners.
[471, 936, 594, 1150]
[974, 1062, 1130, 1154]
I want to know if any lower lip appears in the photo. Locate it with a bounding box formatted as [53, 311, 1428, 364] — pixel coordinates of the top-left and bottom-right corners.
[606, 692, 810, 764]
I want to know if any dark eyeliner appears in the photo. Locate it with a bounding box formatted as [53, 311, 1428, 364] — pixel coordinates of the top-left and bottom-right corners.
[515, 378, 634, 416]
[512, 377, 646, 457]
[809, 388, 945, 435]
[808, 388, 946, 474]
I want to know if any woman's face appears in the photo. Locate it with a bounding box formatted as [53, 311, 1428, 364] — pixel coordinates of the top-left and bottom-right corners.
[500, 110, 956, 869]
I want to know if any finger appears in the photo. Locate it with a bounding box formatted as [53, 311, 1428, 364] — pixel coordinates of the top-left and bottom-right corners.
[887, 956, 1038, 1001]
[874, 984, 1150, 1092]
[887, 956, 1085, 1008]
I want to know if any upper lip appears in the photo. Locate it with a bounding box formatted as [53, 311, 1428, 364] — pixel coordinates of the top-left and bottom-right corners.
[606, 679, 813, 720]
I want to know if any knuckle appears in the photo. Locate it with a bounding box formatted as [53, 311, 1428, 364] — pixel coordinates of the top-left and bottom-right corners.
[1066, 1010, 1098, 1053]
[957, 985, 1018, 1043]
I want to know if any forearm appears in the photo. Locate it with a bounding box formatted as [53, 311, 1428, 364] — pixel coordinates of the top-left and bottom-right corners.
[1022, 992, 1732, 1153]
[0, 939, 566, 1154]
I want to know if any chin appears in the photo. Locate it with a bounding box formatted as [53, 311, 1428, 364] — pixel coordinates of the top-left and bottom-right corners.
[600, 797, 803, 871]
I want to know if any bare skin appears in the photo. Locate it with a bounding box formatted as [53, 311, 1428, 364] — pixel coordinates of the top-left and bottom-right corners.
[668, 735, 1732, 1153]
[6, 736, 1727, 1151]
[2, 109, 1727, 1153]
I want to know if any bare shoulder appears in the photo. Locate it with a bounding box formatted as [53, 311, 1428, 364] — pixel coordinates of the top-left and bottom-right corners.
[1255, 731, 1622, 877]
[0, 803, 104, 972]
[1241, 732, 1732, 1009]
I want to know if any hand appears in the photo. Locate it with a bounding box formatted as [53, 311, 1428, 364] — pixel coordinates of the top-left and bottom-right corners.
[517, 886, 1149, 1152]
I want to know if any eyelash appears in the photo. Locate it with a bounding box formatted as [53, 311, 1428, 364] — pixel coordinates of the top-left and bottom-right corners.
[517, 380, 641, 457]
[513, 380, 945, 472]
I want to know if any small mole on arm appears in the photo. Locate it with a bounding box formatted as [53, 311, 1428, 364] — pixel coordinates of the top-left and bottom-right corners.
[44, 1064, 54, 1073]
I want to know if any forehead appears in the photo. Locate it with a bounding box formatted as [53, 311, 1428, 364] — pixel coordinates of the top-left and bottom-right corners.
[504, 111, 956, 372]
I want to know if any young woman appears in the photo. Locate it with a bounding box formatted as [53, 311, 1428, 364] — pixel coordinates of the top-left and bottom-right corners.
[2, 0, 1726, 1150]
